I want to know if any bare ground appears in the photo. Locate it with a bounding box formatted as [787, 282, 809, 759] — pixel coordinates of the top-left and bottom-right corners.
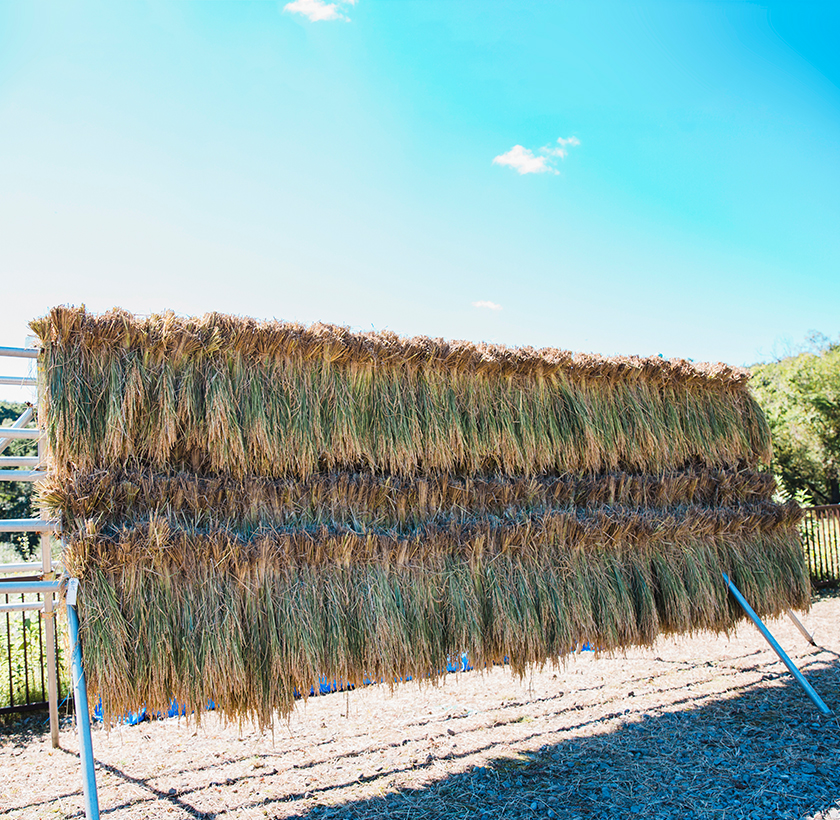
[2, 591, 839, 820]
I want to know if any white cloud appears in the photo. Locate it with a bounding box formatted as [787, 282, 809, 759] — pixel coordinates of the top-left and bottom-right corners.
[545, 135, 581, 159]
[493, 136, 580, 174]
[472, 300, 503, 311]
[283, 0, 356, 22]
[492, 145, 554, 175]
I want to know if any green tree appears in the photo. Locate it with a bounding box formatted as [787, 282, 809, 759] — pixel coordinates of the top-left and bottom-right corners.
[751, 335, 840, 506]
[0, 400, 39, 558]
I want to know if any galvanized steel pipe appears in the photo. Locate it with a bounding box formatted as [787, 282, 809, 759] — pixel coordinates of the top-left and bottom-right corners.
[0, 346, 38, 359]
[67, 597, 101, 820]
[723, 573, 831, 715]
[0, 376, 37, 386]
[0, 519, 58, 533]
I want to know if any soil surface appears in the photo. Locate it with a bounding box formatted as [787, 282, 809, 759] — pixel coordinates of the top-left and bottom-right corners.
[2, 591, 839, 820]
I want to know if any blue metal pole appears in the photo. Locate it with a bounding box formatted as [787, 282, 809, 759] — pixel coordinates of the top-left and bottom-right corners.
[723, 572, 832, 716]
[66, 597, 101, 820]
[1, 580, 61, 595]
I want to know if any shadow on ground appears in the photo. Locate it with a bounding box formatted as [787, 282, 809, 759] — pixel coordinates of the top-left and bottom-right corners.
[5, 650, 836, 820]
[258, 663, 840, 820]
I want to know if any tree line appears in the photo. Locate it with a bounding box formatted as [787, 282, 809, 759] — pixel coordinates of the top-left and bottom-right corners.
[751, 333, 840, 506]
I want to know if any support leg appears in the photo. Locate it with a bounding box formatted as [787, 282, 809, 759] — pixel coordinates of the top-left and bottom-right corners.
[786, 608, 817, 647]
[66, 592, 100, 820]
[723, 573, 831, 716]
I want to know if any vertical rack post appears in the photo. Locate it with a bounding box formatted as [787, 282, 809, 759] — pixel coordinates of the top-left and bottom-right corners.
[40, 484, 59, 745]
[66, 580, 100, 820]
[36, 352, 60, 748]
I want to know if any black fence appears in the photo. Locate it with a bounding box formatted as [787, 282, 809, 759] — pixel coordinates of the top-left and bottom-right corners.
[800, 505, 840, 588]
[1, 588, 65, 715]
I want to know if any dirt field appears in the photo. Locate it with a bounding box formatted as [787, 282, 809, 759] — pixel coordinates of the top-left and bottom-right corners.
[2, 591, 839, 820]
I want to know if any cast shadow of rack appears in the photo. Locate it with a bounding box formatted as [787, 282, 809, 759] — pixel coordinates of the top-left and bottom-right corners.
[256, 659, 840, 820]
[15, 646, 836, 820]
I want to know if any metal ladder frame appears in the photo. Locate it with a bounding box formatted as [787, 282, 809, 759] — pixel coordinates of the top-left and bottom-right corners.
[0, 344, 100, 817]
[0, 345, 60, 746]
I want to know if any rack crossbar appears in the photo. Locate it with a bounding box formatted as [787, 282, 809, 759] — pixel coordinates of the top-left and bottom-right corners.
[0, 457, 41, 467]
[0, 470, 47, 481]
[0, 601, 45, 613]
[0, 580, 61, 594]
[0, 428, 42, 440]
[0, 561, 58, 574]
[0, 346, 38, 359]
[0, 407, 37, 456]
[0, 519, 58, 533]
[0, 701, 50, 716]
[0, 376, 37, 386]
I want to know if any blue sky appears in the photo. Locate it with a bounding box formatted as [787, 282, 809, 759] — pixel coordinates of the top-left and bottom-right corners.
[1, 0, 838, 399]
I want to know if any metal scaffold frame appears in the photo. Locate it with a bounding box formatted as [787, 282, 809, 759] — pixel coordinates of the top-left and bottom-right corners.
[0, 345, 61, 747]
[0, 344, 100, 819]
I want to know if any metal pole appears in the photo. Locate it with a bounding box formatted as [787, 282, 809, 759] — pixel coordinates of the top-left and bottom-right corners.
[0, 469, 48, 481]
[0, 561, 57, 574]
[0, 406, 35, 455]
[0, 376, 38, 386]
[38, 406, 60, 749]
[0, 428, 43, 440]
[1, 580, 61, 594]
[723, 573, 832, 715]
[0, 346, 39, 358]
[786, 609, 817, 647]
[0, 456, 41, 467]
[0, 519, 59, 532]
[0, 601, 45, 613]
[66, 588, 100, 820]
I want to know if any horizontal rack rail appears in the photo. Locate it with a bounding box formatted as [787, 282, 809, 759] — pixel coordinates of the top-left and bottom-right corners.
[0, 561, 59, 575]
[0, 347, 39, 359]
[0, 376, 37, 386]
[0, 428, 42, 440]
[0, 601, 45, 614]
[0, 519, 58, 533]
[0, 701, 53, 716]
[0, 470, 47, 481]
[0, 457, 41, 467]
[0, 580, 61, 595]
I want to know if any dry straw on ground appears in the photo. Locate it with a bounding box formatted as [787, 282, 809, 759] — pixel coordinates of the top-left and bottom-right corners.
[31, 306, 808, 727]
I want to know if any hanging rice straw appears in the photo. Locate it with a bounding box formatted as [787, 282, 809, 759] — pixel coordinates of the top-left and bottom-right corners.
[31, 306, 806, 728]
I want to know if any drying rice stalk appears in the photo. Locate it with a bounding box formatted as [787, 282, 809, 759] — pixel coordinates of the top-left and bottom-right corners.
[29, 306, 805, 727]
[34, 307, 771, 479]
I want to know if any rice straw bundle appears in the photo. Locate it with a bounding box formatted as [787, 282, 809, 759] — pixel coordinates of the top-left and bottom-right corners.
[32, 306, 808, 726]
